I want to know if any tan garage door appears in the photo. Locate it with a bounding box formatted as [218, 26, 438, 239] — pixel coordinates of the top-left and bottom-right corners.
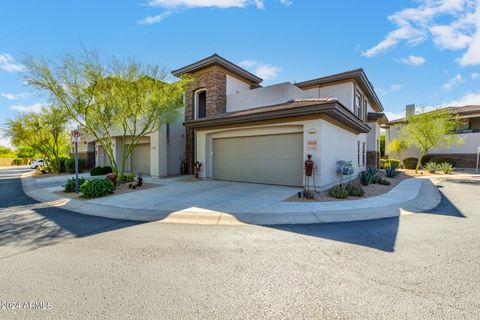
[213, 133, 303, 186]
[132, 144, 151, 175]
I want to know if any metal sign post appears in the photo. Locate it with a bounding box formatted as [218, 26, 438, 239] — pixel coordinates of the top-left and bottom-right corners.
[476, 146, 480, 174]
[71, 129, 81, 193]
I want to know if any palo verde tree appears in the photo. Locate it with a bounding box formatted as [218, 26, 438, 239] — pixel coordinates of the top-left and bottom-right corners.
[386, 138, 408, 159]
[4, 106, 69, 172]
[399, 108, 462, 172]
[23, 52, 191, 178]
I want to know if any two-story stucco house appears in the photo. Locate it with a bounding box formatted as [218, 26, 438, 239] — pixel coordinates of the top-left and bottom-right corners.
[172, 54, 387, 188]
[88, 54, 387, 188]
[384, 104, 480, 168]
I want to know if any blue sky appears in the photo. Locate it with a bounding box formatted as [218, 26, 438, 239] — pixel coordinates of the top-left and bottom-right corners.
[1, 0, 480, 147]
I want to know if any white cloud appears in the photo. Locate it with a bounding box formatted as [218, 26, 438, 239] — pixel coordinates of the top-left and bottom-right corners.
[445, 92, 480, 105]
[139, 11, 174, 24]
[1, 92, 30, 100]
[442, 74, 465, 91]
[238, 59, 282, 81]
[397, 55, 426, 66]
[11, 102, 45, 113]
[1, 93, 18, 100]
[363, 0, 480, 66]
[384, 111, 406, 121]
[0, 53, 25, 72]
[147, 0, 248, 8]
[0, 137, 12, 148]
[142, 0, 290, 24]
[472, 72, 480, 79]
[377, 84, 404, 96]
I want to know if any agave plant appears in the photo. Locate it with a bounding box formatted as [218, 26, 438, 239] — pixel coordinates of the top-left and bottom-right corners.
[424, 161, 440, 174]
[440, 162, 454, 174]
[358, 171, 373, 185]
[385, 166, 399, 178]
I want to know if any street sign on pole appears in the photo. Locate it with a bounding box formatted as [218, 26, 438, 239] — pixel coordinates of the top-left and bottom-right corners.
[71, 130, 81, 193]
[476, 146, 480, 174]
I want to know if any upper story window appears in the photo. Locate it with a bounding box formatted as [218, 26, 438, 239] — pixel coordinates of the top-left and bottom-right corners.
[194, 89, 207, 119]
[363, 98, 369, 121]
[355, 91, 362, 118]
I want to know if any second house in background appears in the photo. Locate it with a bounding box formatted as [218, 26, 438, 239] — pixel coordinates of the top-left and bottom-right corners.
[174, 54, 387, 188]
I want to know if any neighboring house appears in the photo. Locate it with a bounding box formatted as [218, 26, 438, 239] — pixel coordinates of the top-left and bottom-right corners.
[172, 54, 386, 188]
[384, 104, 480, 168]
[86, 113, 186, 177]
[70, 137, 95, 168]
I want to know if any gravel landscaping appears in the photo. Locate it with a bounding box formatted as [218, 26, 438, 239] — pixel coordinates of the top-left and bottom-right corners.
[287, 171, 410, 202]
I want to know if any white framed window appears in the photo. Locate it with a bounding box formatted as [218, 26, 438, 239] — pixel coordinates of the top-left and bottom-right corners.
[363, 98, 368, 121]
[355, 91, 362, 118]
[194, 89, 207, 119]
[357, 141, 361, 167]
[362, 142, 366, 166]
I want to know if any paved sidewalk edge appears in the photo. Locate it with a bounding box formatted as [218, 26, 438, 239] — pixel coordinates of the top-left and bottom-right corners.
[21, 172, 442, 225]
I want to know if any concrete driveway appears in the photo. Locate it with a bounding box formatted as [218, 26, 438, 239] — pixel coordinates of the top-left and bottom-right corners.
[32, 174, 432, 222]
[34, 174, 302, 212]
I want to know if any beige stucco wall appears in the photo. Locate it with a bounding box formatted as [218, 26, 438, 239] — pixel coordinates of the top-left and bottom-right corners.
[303, 82, 355, 112]
[385, 125, 480, 160]
[226, 74, 250, 95]
[226, 82, 307, 112]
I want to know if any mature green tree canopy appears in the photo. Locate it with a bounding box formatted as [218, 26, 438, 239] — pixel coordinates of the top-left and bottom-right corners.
[399, 108, 462, 172]
[0, 145, 16, 158]
[5, 106, 69, 172]
[386, 138, 408, 158]
[23, 52, 191, 177]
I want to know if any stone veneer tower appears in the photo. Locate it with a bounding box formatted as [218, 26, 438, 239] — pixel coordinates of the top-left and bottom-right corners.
[171, 54, 262, 173]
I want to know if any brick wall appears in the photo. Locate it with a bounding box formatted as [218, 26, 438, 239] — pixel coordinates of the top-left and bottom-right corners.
[367, 151, 379, 168]
[184, 66, 228, 173]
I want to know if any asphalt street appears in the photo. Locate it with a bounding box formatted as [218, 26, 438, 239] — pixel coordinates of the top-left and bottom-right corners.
[0, 167, 479, 319]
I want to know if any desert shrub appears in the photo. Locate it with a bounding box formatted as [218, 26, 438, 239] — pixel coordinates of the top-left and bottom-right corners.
[56, 156, 70, 173]
[358, 171, 373, 186]
[328, 184, 349, 199]
[430, 156, 456, 167]
[380, 159, 387, 169]
[380, 159, 401, 169]
[425, 161, 439, 174]
[103, 166, 113, 174]
[12, 158, 26, 166]
[90, 166, 106, 176]
[403, 157, 418, 170]
[387, 159, 401, 169]
[119, 172, 136, 182]
[66, 158, 85, 173]
[79, 179, 114, 198]
[440, 162, 454, 174]
[366, 167, 378, 176]
[63, 177, 87, 193]
[385, 166, 400, 178]
[371, 175, 391, 185]
[346, 183, 365, 197]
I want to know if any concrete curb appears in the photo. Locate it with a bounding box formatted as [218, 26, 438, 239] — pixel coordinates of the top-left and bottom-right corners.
[21, 172, 442, 225]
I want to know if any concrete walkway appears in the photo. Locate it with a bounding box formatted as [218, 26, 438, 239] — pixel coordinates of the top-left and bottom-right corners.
[21, 171, 445, 225]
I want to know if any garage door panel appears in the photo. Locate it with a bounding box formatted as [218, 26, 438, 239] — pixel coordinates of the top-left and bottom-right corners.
[213, 133, 303, 186]
[132, 144, 150, 175]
